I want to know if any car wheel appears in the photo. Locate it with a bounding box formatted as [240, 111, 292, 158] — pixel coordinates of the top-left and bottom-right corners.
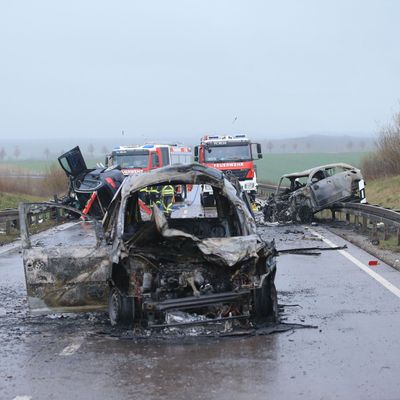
[254, 279, 278, 321]
[109, 287, 136, 326]
[108, 287, 122, 326]
[297, 204, 313, 223]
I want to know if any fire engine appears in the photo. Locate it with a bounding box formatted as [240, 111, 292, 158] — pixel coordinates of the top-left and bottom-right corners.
[108, 144, 193, 200]
[194, 134, 262, 205]
[108, 144, 192, 175]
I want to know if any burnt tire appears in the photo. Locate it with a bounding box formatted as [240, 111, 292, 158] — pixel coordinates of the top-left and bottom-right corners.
[108, 287, 122, 326]
[297, 204, 313, 223]
[109, 288, 135, 326]
[254, 280, 278, 321]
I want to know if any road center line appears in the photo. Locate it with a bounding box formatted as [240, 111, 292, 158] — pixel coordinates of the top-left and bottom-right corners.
[308, 228, 400, 299]
[59, 339, 83, 356]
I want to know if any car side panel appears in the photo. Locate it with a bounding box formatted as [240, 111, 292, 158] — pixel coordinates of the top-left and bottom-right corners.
[23, 246, 111, 313]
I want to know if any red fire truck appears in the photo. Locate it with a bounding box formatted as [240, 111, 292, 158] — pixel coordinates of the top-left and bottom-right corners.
[194, 134, 262, 205]
[109, 144, 192, 175]
[108, 144, 193, 200]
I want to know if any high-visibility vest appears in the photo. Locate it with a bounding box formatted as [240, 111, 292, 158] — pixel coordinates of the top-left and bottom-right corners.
[149, 186, 160, 194]
[161, 185, 175, 196]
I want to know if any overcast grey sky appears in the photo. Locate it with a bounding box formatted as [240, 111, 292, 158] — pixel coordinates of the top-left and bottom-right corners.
[1, 0, 399, 141]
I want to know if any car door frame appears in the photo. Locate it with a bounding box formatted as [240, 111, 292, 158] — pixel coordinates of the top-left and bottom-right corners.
[58, 146, 89, 178]
[19, 202, 112, 313]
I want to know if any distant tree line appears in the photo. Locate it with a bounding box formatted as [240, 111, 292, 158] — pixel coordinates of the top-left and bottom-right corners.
[0, 146, 21, 161]
[264, 139, 367, 153]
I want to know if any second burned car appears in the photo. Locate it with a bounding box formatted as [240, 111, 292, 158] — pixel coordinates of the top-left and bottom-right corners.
[20, 164, 278, 328]
[263, 163, 366, 223]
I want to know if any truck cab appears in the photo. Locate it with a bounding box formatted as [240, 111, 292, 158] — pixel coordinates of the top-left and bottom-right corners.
[194, 135, 262, 204]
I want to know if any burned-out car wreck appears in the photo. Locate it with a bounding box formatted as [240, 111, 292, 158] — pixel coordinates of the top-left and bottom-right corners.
[20, 164, 278, 329]
[263, 163, 366, 223]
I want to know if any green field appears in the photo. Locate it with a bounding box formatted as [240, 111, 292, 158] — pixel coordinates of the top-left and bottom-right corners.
[0, 158, 102, 173]
[256, 152, 366, 184]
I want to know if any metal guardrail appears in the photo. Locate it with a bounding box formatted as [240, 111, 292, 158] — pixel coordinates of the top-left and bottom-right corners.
[333, 202, 400, 227]
[0, 203, 61, 236]
[0, 208, 19, 221]
[0, 209, 20, 234]
[257, 183, 276, 198]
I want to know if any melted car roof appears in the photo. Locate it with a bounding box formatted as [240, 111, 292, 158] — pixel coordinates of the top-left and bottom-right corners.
[280, 163, 359, 180]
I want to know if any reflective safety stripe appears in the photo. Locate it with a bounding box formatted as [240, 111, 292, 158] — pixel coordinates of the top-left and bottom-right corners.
[358, 179, 367, 203]
[149, 186, 160, 194]
[162, 201, 173, 213]
[162, 185, 175, 196]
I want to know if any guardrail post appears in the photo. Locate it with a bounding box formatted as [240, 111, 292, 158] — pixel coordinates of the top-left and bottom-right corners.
[383, 225, 389, 241]
[53, 195, 60, 223]
[362, 216, 368, 232]
[372, 223, 378, 241]
[5, 221, 11, 235]
[346, 213, 350, 224]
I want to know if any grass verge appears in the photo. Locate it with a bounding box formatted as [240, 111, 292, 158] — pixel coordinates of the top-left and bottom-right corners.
[365, 175, 400, 210]
[0, 192, 46, 210]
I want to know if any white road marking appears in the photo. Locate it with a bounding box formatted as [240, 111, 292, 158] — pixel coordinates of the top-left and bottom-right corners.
[13, 396, 32, 400]
[59, 339, 83, 356]
[308, 228, 400, 299]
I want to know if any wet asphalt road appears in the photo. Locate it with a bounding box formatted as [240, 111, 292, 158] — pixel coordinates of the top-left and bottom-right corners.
[2, 194, 400, 399]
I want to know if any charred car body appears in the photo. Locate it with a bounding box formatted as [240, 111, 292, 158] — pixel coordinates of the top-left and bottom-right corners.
[58, 146, 125, 218]
[263, 163, 366, 223]
[20, 164, 278, 328]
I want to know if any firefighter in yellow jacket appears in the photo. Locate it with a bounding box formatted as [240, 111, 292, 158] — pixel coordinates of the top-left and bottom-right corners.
[161, 185, 175, 216]
[148, 186, 160, 209]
